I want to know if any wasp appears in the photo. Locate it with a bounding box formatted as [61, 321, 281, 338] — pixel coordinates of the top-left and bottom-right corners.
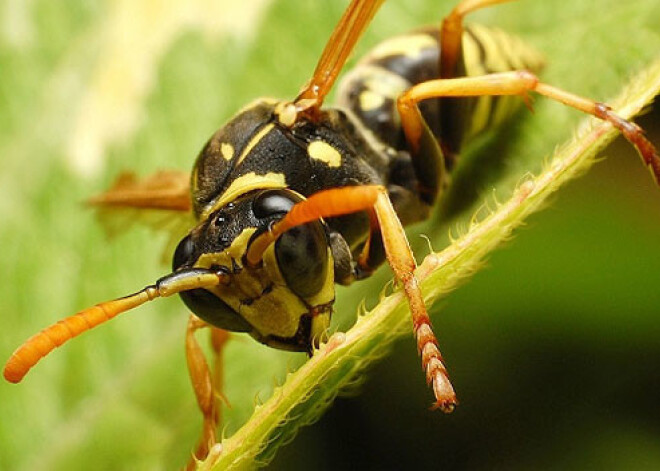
[5, 0, 659, 463]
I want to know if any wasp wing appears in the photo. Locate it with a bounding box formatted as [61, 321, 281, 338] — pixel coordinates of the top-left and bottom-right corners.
[89, 170, 194, 262]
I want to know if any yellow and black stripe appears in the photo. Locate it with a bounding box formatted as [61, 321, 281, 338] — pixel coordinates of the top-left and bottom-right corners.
[337, 24, 544, 165]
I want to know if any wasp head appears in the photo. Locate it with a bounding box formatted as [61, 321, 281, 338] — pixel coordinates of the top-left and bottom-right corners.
[172, 189, 335, 353]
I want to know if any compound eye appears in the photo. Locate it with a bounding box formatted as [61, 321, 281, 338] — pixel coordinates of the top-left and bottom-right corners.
[252, 189, 297, 219]
[252, 189, 329, 298]
[276, 222, 329, 299]
[173, 234, 195, 271]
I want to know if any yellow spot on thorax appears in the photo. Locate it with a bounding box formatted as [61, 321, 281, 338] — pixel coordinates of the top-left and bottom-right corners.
[221, 143, 234, 161]
[359, 90, 385, 111]
[308, 140, 341, 167]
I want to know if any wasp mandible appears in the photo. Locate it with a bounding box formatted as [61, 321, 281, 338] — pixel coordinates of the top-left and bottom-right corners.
[5, 0, 659, 462]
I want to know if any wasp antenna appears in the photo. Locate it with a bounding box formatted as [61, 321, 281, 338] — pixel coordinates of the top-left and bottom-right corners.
[295, 0, 385, 113]
[3, 288, 159, 383]
[4, 269, 225, 383]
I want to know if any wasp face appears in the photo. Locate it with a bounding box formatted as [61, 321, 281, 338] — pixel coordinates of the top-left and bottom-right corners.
[173, 189, 335, 353]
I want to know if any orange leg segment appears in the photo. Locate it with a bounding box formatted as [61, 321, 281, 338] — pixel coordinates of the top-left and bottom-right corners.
[185, 316, 231, 469]
[247, 185, 457, 411]
[397, 71, 660, 184]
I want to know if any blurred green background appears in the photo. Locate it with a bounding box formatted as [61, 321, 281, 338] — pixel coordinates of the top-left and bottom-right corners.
[1, 1, 659, 469]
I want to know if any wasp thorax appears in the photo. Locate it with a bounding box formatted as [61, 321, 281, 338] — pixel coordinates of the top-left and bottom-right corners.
[172, 189, 335, 353]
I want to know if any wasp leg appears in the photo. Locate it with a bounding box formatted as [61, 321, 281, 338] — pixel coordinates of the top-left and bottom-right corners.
[355, 217, 386, 280]
[328, 227, 386, 285]
[440, 0, 516, 79]
[398, 71, 660, 184]
[371, 189, 457, 412]
[246, 186, 457, 412]
[210, 327, 230, 415]
[438, 0, 518, 166]
[185, 315, 230, 468]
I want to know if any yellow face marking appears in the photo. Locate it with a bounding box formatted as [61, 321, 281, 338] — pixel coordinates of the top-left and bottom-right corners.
[221, 142, 234, 161]
[201, 172, 287, 219]
[308, 140, 342, 167]
[236, 123, 275, 166]
[196, 228, 256, 271]
[193, 216, 336, 341]
[368, 34, 436, 62]
[196, 229, 311, 339]
[359, 90, 386, 111]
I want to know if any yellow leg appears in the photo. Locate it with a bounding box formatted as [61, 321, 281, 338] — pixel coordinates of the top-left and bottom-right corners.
[185, 315, 230, 468]
[397, 70, 660, 183]
[372, 190, 457, 412]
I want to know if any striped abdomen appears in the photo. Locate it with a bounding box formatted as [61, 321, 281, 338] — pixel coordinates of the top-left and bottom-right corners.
[336, 24, 545, 166]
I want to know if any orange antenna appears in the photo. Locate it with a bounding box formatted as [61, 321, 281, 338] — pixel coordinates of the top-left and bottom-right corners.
[4, 269, 225, 383]
[295, 0, 384, 113]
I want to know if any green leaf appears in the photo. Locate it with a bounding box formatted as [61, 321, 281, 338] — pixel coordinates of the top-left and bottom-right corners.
[1, 1, 659, 470]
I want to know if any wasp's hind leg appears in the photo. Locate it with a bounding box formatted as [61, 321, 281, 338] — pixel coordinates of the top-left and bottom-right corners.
[397, 71, 660, 183]
[185, 315, 230, 469]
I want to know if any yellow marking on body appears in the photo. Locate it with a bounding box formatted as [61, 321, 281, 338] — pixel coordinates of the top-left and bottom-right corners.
[196, 229, 309, 338]
[474, 25, 512, 74]
[274, 101, 297, 127]
[236, 123, 275, 166]
[196, 228, 256, 271]
[308, 140, 342, 167]
[462, 27, 487, 78]
[359, 90, 386, 111]
[191, 165, 199, 195]
[368, 34, 436, 62]
[462, 24, 544, 138]
[363, 67, 409, 99]
[221, 142, 234, 161]
[201, 172, 287, 219]
[337, 64, 409, 110]
[468, 95, 493, 138]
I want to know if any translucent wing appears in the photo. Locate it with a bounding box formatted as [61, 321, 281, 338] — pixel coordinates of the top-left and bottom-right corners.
[89, 170, 194, 260]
